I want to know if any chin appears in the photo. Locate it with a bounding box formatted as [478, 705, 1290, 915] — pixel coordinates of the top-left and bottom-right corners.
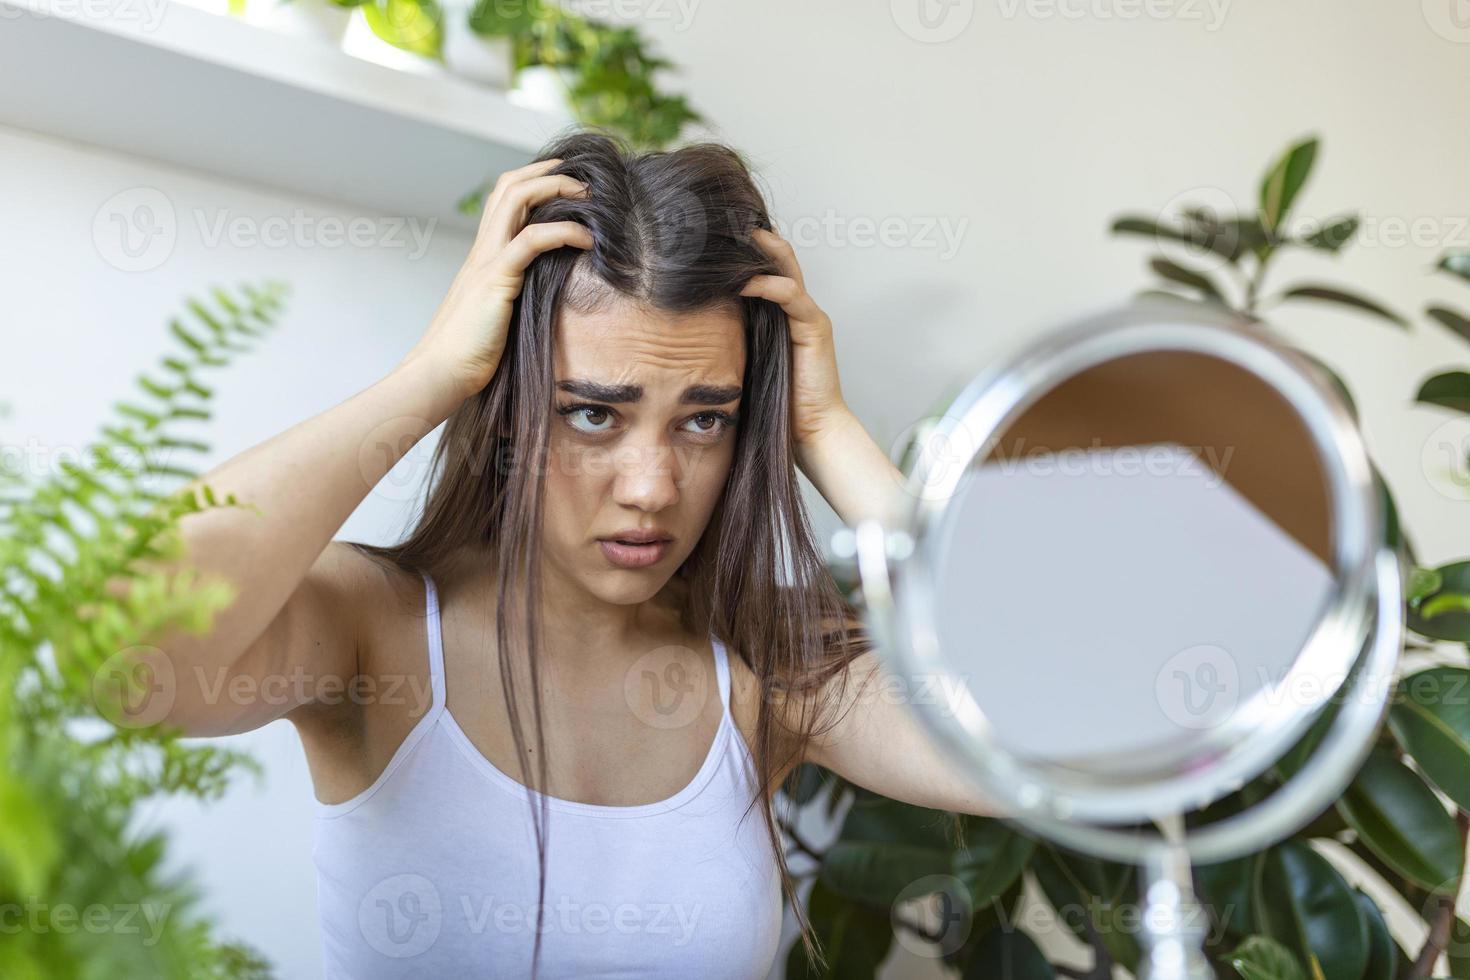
[587, 571, 671, 606]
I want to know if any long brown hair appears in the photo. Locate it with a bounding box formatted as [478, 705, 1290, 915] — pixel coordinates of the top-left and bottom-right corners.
[350, 126, 869, 973]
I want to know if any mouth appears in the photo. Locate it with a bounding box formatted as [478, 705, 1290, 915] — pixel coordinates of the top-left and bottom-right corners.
[597, 533, 672, 569]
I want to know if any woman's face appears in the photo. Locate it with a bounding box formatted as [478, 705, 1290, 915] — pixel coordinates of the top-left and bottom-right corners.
[541, 296, 746, 608]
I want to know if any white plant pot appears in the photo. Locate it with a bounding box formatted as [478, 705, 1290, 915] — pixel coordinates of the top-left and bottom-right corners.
[508, 64, 577, 115]
[442, 28, 513, 88]
[267, 0, 353, 43]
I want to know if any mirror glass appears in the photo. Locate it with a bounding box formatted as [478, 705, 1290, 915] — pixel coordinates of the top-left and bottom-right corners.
[918, 349, 1338, 780]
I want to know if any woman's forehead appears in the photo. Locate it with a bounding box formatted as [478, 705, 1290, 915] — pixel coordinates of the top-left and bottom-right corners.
[553, 301, 746, 384]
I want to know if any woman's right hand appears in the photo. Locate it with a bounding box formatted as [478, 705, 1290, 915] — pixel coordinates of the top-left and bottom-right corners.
[402, 157, 593, 404]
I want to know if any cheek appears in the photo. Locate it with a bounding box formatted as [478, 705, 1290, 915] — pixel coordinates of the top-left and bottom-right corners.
[675, 440, 736, 510]
[543, 436, 609, 520]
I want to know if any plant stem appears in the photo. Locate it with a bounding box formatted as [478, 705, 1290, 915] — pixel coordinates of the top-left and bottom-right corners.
[1404, 808, 1470, 980]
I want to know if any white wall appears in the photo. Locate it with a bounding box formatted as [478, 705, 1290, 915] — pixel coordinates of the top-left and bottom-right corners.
[0, 124, 474, 978]
[5, 0, 1470, 975]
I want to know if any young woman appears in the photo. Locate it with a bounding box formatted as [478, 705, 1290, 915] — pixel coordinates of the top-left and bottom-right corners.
[160, 130, 1002, 978]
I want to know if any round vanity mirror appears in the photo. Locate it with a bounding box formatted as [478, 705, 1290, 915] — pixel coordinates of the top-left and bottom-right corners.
[846, 302, 1403, 979]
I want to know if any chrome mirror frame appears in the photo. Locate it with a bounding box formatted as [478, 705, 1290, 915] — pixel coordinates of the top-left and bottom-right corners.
[851, 301, 1387, 825]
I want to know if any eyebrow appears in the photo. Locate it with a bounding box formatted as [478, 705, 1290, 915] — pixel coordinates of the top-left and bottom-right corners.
[556, 379, 743, 405]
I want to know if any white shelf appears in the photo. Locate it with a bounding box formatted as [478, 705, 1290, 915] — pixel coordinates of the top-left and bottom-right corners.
[0, 0, 576, 229]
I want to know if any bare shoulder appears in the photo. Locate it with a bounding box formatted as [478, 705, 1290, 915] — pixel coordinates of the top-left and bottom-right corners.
[282, 540, 420, 732]
[722, 641, 811, 793]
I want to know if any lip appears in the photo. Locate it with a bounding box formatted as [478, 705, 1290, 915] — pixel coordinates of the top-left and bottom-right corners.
[598, 538, 671, 569]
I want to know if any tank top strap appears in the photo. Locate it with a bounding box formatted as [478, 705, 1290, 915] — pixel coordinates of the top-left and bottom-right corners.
[711, 634, 732, 718]
[420, 571, 448, 712]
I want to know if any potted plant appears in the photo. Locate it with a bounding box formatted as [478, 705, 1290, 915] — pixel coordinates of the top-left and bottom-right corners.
[504, 3, 588, 112]
[436, 0, 530, 89]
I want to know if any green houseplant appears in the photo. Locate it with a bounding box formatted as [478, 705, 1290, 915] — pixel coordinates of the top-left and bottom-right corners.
[783, 138, 1470, 980]
[455, 1, 702, 217]
[0, 283, 289, 979]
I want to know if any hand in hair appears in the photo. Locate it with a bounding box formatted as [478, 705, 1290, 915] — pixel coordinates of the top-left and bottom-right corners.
[401, 157, 593, 404]
[740, 227, 905, 528]
[739, 227, 848, 447]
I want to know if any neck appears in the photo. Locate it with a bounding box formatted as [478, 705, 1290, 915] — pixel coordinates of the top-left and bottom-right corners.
[532, 559, 687, 664]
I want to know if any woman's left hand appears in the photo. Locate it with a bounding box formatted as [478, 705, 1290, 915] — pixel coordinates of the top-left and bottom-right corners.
[739, 227, 850, 448]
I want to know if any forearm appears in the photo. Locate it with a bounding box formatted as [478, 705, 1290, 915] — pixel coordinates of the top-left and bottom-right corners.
[795, 406, 907, 529]
[153, 354, 465, 667]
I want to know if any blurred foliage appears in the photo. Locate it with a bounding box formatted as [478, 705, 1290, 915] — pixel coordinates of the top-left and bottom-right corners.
[0, 283, 289, 978]
[788, 138, 1470, 979]
[349, 0, 700, 206]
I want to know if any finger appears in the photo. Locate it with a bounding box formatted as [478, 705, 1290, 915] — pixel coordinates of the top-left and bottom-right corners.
[490, 221, 595, 285]
[482, 157, 565, 221]
[740, 274, 826, 327]
[748, 228, 805, 290]
[480, 174, 590, 252]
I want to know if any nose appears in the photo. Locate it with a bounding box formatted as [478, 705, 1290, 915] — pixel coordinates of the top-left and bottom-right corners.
[609, 436, 681, 513]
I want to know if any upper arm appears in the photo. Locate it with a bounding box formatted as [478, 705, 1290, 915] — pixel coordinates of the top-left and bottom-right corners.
[163, 539, 371, 737]
[785, 649, 1014, 818]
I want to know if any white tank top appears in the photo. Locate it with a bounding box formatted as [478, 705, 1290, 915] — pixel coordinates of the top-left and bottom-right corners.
[311, 572, 784, 978]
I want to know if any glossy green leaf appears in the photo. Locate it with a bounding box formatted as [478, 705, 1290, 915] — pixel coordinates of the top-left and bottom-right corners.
[787, 879, 893, 979]
[951, 819, 1034, 907]
[1277, 284, 1408, 327]
[838, 796, 956, 850]
[362, 0, 443, 58]
[1423, 594, 1470, 619]
[1409, 562, 1470, 641]
[1337, 744, 1463, 892]
[969, 875, 1027, 950]
[821, 841, 952, 906]
[1197, 853, 1261, 940]
[1390, 667, 1470, 811]
[1409, 568, 1447, 606]
[962, 927, 1055, 979]
[1300, 214, 1359, 253]
[467, 0, 536, 35]
[1253, 839, 1367, 980]
[1448, 916, 1470, 976]
[1418, 372, 1470, 415]
[1438, 250, 1470, 285]
[1030, 845, 1140, 970]
[1353, 888, 1400, 980]
[1428, 307, 1470, 345]
[1260, 137, 1319, 232]
[1228, 935, 1307, 980]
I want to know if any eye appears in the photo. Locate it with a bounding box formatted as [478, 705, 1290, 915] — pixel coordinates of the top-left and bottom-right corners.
[557, 403, 617, 435]
[679, 410, 737, 440]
